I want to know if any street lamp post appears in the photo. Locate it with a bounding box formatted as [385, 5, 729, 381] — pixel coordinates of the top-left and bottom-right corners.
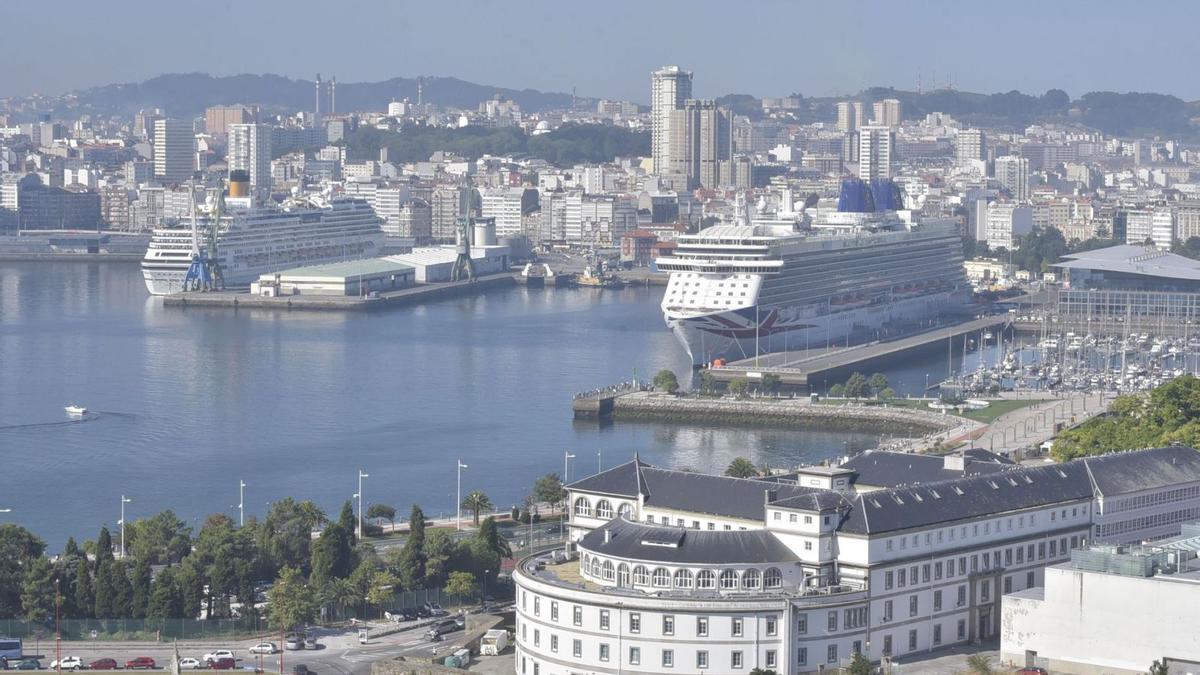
[119, 496, 131, 558]
[238, 480, 246, 528]
[456, 460, 468, 531]
[564, 452, 575, 484]
[597, 449, 602, 474]
[357, 470, 369, 539]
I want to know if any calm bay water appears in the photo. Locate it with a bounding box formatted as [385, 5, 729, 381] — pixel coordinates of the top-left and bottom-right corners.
[0, 262, 886, 549]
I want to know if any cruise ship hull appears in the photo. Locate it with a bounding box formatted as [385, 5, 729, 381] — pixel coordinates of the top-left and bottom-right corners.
[667, 292, 959, 366]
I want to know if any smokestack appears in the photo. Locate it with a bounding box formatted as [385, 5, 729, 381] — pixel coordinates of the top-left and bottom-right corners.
[315, 73, 322, 121]
[330, 76, 336, 116]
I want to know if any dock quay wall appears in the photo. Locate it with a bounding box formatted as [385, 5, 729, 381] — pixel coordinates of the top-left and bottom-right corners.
[604, 393, 953, 434]
[162, 273, 515, 312]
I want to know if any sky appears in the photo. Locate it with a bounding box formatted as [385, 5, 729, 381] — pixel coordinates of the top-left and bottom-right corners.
[2, 0, 1198, 102]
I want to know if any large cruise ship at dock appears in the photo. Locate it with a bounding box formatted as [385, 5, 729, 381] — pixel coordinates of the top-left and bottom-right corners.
[141, 198, 385, 295]
[657, 204, 970, 365]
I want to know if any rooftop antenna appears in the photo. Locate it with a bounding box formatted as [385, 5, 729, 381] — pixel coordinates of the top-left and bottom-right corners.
[572, 86, 577, 110]
[417, 77, 423, 106]
[315, 73, 322, 121]
[330, 76, 336, 116]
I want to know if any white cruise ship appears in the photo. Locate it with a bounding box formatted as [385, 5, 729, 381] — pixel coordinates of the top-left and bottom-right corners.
[656, 215, 970, 365]
[141, 198, 385, 295]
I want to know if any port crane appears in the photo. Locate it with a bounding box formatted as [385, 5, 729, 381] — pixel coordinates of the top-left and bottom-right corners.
[182, 180, 226, 291]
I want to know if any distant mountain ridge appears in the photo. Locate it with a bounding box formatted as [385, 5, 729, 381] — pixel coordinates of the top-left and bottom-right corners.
[70, 73, 578, 117]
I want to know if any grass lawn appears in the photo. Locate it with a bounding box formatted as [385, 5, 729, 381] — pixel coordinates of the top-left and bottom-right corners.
[955, 398, 1039, 423]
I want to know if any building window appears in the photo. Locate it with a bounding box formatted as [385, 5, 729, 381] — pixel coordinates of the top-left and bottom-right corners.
[766, 650, 777, 668]
[827, 611, 837, 631]
[827, 644, 838, 664]
[883, 635, 892, 655]
[773, 511, 781, 520]
[933, 624, 942, 645]
[1027, 570, 1035, 587]
[662, 650, 674, 668]
[923, 564, 931, 583]
[883, 600, 893, 622]
[898, 568, 906, 587]
[572, 639, 581, 658]
[909, 595, 918, 617]
[957, 620, 966, 640]
[957, 585, 966, 607]
[766, 617, 777, 636]
[617, 563, 629, 587]
[720, 569, 739, 589]
[602, 560, 614, 581]
[798, 647, 807, 666]
[697, 570, 716, 589]
[1004, 576, 1012, 594]
[789, 513, 797, 523]
[742, 568, 761, 589]
[629, 647, 640, 665]
[633, 566, 649, 586]
[653, 567, 670, 587]
[573, 497, 590, 516]
[697, 651, 709, 669]
[550, 601, 558, 621]
[934, 590, 942, 611]
[732, 618, 743, 637]
[732, 651, 743, 669]
[982, 579, 990, 601]
[596, 500, 613, 518]
[797, 613, 807, 634]
[885, 571, 893, 589]
[673, 569, 693, 589]
[909, 629, 917, 651]
[764, 567, 783, 589]
[804, 541, 813, 551]
[573, 606, 582, 626]
[533, 597, 539, 616]
[599, 644, 609, 662]
[663, 615, 675, 636]
[629, 612, 640, 633]
[532, 629, 539, 647]
[935, 562, 943, 580]
[696, 617, 708, 637]
[600, 610, 610, 631]
[550, 634, 558, 652]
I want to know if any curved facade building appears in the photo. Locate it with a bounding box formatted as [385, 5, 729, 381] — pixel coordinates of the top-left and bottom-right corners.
[514, 447, 1200, 674]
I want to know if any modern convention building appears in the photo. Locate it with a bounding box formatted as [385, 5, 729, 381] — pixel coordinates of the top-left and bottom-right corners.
[1050, 244, 1200, 331]
[513, 446, 1200, 674]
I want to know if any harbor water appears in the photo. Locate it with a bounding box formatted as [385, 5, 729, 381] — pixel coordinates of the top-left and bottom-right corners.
[1, 262, 897, 548]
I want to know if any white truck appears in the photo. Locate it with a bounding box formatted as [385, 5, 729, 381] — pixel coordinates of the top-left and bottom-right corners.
[479, 629, 509, 656]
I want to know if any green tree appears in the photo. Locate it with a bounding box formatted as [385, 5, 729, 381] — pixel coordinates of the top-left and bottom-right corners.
[846, 652, 872, 675]
[268, 567, 317, 631]
[129, 557, 153, 619]
[92, 560, 113, 618]
[844, 372, 870, 398]
[0, 524, 45, 619]
[108, 560, 133, 617]
[422, 529, 457, 589]
[444, 571, 477, 599]
[869, 373, 889, 396]
[461, 491, 494, 527]
[729, 378, 750, 398]
[146, 566, 185, 620]
[366, 570, 399, 610]
[257, 498, 327, 577]
[760, 373, 782, 394]
[699, 370, 716, 396]
[725, 457, 757, 479]
[337, 501, 357, 547]
[95, 527, 114, 564]
[126, 510, 192, 565]
[533, 473, 565, 512]
[310, 522, 356, 585]
[393, 505, 426, 590]
[1149, 659, 1170, 675]
[879, 387, 895, 400]
[365, 504, 396, 532]
[653, 369, 680, 394]
[966, 653, 993, 675]
[829, 383, 846, 397]
[19, 556, 55, 622]
[476, 517, 512, 559]
[72, 558, 93, 619]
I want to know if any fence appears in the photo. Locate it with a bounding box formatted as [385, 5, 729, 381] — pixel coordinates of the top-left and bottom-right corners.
[0, 618, 261, 642]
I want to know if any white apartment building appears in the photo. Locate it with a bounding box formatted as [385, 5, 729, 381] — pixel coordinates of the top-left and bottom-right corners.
[1125, 208, 1174, 250]
[836, 101, 864, 133]
[993, 156, 1030, 201]
[956, 129, 985, 165]
[480, 187, 537, 238]
[986, 202, 1034, 250]
[153, 118, 194, 184]
[227, 123, 272, 194]
[1002, 535, 1200, 674]
[515, 446, 1200, 675]
[650, 66, 693, 173]
[872, 98, 902, 127]
[857, 126, 895, 181]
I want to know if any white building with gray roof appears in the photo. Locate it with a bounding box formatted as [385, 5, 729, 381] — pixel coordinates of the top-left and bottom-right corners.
[514, 446, 1200, 674]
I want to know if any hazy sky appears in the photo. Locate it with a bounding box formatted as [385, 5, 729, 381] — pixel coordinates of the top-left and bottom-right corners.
[3, 0, 1198, 102]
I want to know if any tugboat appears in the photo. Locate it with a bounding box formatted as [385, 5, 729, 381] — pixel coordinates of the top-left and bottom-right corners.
[575, 263, 624, 289]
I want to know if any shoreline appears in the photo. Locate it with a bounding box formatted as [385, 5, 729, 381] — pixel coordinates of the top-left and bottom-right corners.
[0, 253, 143, 262]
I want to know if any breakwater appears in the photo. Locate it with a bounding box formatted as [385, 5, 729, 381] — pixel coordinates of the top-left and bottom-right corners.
[590, 391, 955, 435]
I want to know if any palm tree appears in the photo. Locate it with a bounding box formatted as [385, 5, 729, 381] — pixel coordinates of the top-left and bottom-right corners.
[724, 457, 757, 479]
[461, 491, 494, 526]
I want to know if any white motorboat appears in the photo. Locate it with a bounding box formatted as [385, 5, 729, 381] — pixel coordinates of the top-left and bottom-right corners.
[64, 405, 88, 416]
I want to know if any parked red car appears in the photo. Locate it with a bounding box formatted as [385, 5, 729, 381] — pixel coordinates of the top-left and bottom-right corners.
[126, 657, 157, 670]
[88, 659, 119, 671]
[209, 658, 237, 670]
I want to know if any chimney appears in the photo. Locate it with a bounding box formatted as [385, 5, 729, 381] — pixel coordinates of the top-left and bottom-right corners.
[315, 74, 322, 121]
[603, 529, 611, 544]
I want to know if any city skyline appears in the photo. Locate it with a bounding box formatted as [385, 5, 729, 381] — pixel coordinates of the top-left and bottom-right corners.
[7, 0, 1200, 102]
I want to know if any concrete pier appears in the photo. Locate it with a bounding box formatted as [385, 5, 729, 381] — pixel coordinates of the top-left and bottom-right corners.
[710, 315, 1012, 392]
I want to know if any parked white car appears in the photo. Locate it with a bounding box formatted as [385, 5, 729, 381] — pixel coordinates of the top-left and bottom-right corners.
[203, 650, 235, 663]
[50, 657, 83, 671]
[249, 643, 278, 655]
[178, 658, 203, 670]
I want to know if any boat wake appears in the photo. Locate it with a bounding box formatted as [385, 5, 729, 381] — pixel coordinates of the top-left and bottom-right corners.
[0, 410, 133, 432]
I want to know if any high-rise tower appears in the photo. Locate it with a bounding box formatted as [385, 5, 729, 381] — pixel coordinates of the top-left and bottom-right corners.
[650, 66, 693, 174]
